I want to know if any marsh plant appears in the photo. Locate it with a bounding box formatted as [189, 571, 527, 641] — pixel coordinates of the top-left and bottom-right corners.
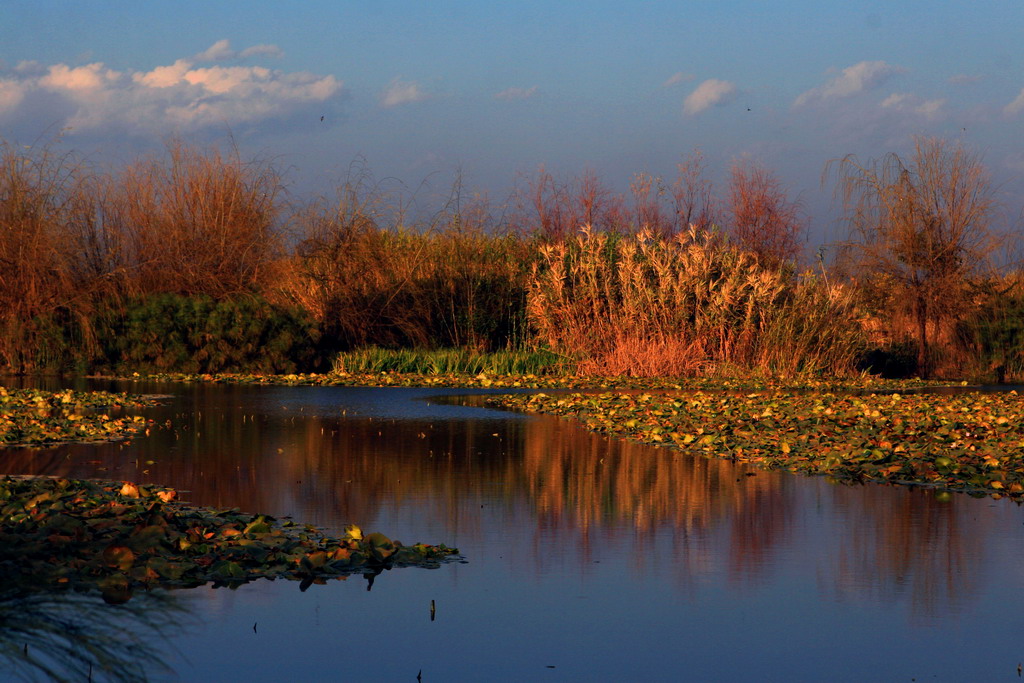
[528, 226, 863, 377]
[331, 346, 569, 376]
[282, 195, 531, 352]
[0, 134, 1016, 378]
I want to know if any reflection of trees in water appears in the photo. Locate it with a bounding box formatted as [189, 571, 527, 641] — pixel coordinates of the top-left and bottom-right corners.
[275, 415, 530, 534]
[826, 485, 982, 618]
[0, 392, 799, 583]
[727, 484, 793, 586]
[0, 385, 993, 613]
[0, 382, 286, 511]
[520, 414, 794, 584]
[0, 587, 186, 682]
[0, 396, 528, 532]
[521, 416, 784, 532]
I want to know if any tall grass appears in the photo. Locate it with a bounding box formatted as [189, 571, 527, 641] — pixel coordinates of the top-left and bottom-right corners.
[0, 140, 104, 371]
[114, 140, 283, 299]
[951, 273, 1024, 381]
[332, 347, 569, 376]
[0, 138, 295, 373]
[528, 226, 864, 377]
[278, 184, 532, 352]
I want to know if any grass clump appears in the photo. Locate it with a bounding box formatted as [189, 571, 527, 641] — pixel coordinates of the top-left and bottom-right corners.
[331, 346, 570, 376]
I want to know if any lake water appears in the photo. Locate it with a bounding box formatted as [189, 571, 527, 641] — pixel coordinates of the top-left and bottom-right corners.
[3, 380, 1024, 682]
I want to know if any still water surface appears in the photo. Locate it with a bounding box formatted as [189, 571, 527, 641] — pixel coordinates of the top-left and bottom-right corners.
[3, 380, 1024, 682]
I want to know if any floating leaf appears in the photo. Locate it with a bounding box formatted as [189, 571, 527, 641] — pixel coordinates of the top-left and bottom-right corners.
[491, 388, 1024, 501]
[103, 545, 135, 571]
[0, 476, 459, 600]
[119, 483, 141, 499]
[98, 573, 133, 605]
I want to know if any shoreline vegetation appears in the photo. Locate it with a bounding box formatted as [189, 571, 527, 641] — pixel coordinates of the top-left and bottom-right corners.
[3, 132, 1023, 590]
[102, 368, 970, 392]
[2, 137, 1021, 382]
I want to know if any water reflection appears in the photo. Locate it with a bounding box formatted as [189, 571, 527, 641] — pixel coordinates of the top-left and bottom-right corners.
[0, 587, 185, 682]
[0, 383, 1001, 620]
[825, 484, 983, 619]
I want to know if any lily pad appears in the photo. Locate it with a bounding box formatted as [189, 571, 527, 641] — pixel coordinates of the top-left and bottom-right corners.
[491, 389, 1024, 501]
[0, 387, 160, 447]
[0, 476, 460, 600]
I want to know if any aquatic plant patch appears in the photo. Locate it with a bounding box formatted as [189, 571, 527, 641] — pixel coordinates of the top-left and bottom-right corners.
[0, 477, 459, 603]
[492, 390, 1024, 499]
[113, 370, 967, 393]
[0, 387, 158, 446]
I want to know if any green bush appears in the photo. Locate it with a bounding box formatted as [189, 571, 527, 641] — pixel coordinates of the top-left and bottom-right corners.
[99, 294, 322, 374]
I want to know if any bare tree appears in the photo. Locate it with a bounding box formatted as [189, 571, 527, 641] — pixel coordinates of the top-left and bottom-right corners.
[726, 159, 806, 266]
[825, 137, 998, 377]
[630, 172, 667, 235]
[507, 166, 626, 239]
[670, 149, 718, 234]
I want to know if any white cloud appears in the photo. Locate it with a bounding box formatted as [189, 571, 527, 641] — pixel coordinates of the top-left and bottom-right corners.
[195, 39, 284, 62]
[915, 99, 945, 119]
[683, 79, 736, 115]
[794, 60, 904, 107]
[41, 63, 120, 91]
[195, 39, 235, 62]
[380, 77, 428, 107]
[0, 79, 26, 113]
[238, 44, 284, 59]
[134, 59, 192, 88]
[0, 50, 341, 135]
[880, 92, 946, 120]
[494, 86, 537, 101]
[662, 72, 694, 88]
[14, 60, 46, 76]
[1005, 89, 1024, 117]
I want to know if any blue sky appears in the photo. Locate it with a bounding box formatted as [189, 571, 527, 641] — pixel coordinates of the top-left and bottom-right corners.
[2, 1, 1022, 242]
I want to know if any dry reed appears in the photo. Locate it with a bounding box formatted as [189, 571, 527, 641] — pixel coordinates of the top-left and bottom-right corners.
[528, 226, 864, 377]
[279, 185, 531, 351]
[114, 139, 283, 299]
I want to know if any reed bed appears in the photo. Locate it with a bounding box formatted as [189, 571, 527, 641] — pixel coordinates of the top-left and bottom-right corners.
[527, 226, 864, 377]
[114, 141, 283, 299]
[0, 140, 101, 371]
[280, 198, 531, 352]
